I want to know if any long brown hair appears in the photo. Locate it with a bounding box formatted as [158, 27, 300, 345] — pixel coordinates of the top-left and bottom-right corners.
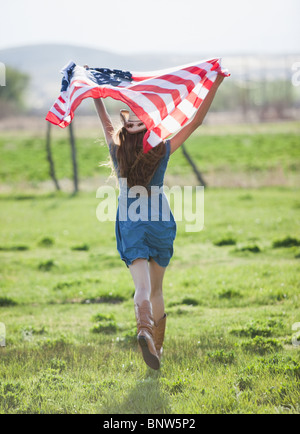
[111, 127, 166, 189]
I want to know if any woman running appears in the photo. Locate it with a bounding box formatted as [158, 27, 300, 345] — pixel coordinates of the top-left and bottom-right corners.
[92, 69, 224, 370]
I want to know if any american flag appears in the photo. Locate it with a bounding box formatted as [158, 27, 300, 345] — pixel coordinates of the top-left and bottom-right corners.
[46, 59, 230, 152]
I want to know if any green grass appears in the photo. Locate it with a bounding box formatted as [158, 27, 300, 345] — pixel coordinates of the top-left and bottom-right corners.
[0, 122, 299, 187]
[0, 186, 299, 414]
[0, 125, 299, 414]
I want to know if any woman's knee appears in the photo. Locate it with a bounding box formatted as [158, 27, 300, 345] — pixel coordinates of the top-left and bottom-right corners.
[134, 285, 151, 304]
[135, 283, 150, 294]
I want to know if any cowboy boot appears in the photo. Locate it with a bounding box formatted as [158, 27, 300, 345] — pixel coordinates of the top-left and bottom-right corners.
[153, 314, 167, 360]
[134, 300, 160, 370]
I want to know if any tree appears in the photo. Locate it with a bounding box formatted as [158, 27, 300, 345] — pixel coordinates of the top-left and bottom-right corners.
[0, 66, 30, 116]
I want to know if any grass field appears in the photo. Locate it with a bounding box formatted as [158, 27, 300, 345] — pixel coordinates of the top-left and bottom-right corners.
[0, 122, 300, 414]
[0, 121, 299, 189]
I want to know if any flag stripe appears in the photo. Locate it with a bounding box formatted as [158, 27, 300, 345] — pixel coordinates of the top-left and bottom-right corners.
[158, 74, 197, 94]
[129, 84, 180, 105]
[139, 92, 169, 119]
[53, 103, 65, 117]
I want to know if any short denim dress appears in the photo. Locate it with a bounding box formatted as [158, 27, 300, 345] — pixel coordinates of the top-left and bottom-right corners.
[109, 140, 177, 268]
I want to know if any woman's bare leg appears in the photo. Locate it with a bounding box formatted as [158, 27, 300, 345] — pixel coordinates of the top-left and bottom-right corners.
[129, 258, 160, 369]
[129, 258, 152, 305]
[149, 258, 166, 325]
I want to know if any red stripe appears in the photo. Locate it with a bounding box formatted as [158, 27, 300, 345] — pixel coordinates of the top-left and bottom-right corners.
[53, 103, 65, 117]
[168, 108, 189, 126]
[202, 76, 214, 90]
[58, 95, 66, 104]
[69, 79, 93, 101]
[185, 76, 215, 109]
[45, 110, 71, 128]
[70, 86, 78, 102]
[152, 124, 171, 141]
[186, 90, 203, 110]
[140, 92, 168, 119]
[45, 111, 61, 125]
[209, 59, 220, 71]
[207, 59, 230, 76]
[131, 75, 156, 82]
[130, 84, 181, 105]
[184, 61, 230, 78]
[143, 125, 171, 153]
[71, 79, 96, 87]
[69, 83, 85, 102]
[183, 65, 209, 78]
[159, 74, 196, 93]
[143, 131, 153, 153]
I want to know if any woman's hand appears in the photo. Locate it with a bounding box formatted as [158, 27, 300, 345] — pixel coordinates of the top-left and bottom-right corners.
[215, 73, 225, 86]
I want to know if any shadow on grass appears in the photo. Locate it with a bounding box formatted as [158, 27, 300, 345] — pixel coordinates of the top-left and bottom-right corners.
[101, 371, 171, 414]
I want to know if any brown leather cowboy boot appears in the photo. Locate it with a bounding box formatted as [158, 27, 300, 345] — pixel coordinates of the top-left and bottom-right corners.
[134, 300, 160, 370]
[153, 314, 167, 360]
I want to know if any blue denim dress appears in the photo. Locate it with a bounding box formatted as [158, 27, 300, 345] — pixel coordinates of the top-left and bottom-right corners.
[109, 140, 177, 268]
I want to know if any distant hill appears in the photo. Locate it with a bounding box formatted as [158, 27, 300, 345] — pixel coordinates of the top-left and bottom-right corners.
[0, 44, 298, 111]
[0, 44, 206, 110]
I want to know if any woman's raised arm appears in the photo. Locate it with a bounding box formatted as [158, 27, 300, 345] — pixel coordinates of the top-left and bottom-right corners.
[169, 74, 224, 155]
[83, 65, 115, 145]
[93, 98, 115, 145]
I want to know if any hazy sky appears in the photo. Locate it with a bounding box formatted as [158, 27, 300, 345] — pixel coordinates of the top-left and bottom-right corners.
[1, 0, 299, 55]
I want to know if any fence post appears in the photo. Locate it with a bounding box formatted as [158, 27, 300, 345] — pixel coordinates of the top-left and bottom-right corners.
[69, 122, 79, 194]
[181, 143, 207, 187]
[46, 123, 61, 191]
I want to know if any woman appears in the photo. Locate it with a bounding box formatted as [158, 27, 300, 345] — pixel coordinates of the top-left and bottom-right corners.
[93, 72, 224, 370]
